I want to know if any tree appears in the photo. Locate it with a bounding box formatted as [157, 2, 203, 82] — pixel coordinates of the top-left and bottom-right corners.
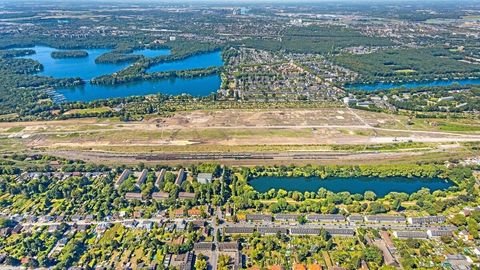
[217, 254, 231, 270]
[297, 215, 307, 225]
[195, 254, 208, 270]
[364, 191, 377, 201]
[392, 199, 402, 211]
[450, 214, 467, 226]
[363, 247, 383, 265]
[467, 218, 479, 239]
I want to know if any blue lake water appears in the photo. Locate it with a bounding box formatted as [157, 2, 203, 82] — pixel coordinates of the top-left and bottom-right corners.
[346, 79, 480, 91]
[57, 75, 222, 101]
[250, 176, 452, 197]
[12, 46, 222, 102]
[148, 51, 223, 73]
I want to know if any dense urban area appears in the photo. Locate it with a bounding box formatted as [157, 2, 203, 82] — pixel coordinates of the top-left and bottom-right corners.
[0, 0, 480, 270]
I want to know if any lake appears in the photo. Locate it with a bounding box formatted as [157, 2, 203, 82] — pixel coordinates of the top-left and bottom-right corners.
[249, 176, 452, 197]
[57, 75, 221, 102]
[346, 78, 480, 91]
[13, 46, 223, 102]
[147, 51, 223, 73]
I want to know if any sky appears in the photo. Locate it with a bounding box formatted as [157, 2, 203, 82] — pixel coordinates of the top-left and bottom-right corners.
[0, 0, 464, 1]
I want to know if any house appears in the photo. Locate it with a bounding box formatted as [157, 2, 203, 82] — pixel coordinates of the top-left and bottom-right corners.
[373, 239, 398, 266]
[96, 222, 111, 234]
[0, 254, 7, 264]
[71, 214, 83, 222]
[343, 97, 357, 106]
[407, 216, 446, 225]
[471, 247, 480, 257]
[182, 252, 194, 270]
[165, 223, 175, 232]
[20, 257, 30, 265]
[152, 192, 170, 201]
[364, 215, 406, 223]
[137, 221, 154, 230]
[360, 260, 369, 270]
[175, 220, 186, 232]
[163, 254, 172, 268]
[197, 173, 213, 184]
[380, 231, 396, 252]
[293, 264, 307, 270]
[123, 220, 138, 228]
[175, 168, 185, 186]
[57, 237, 69, 247]
[393, 231, 428, 239]
[246, 214, 272, 222]
[190, 220, 205, 228]
[11, 224, 23, 234]
[438, 96, 454, 102]
[218, 241, 239, 252]
[178, 192, 195, 200]
[290, 228, 321, 235]
[275, 214, 301, 221]
[173, 209, 185, 218]
[115, 169, 130, 188]
[257, 227, 288, 235]
[187, 208, 203, 217]
[193, 242, 214, 251]
[458, 230, 474, 241]
[308, 264, 322, 270]
[307, 214, 345, 222]
[136, 169, 148, 187]
[48, 224, 60, 233]
[325, 228, 355, 237]
[427, 229, 453, 238]
[224, 226, 255, 234]
[155, 169, 166, 188]
[347, 215, 364, 223]
[133, 211, 143, 219]
[125, 192, 143, 201]
[444, 254, 473, 270]
[0, 227, 12, 237]
[75, 224, 89, 232]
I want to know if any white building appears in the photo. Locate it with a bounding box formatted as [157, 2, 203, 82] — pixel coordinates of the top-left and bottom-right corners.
[197, 173, 213, 184]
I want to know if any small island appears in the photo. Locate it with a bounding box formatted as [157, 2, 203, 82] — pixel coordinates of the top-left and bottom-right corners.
[0, 49, 36, 58]
[95, 52, 142, 64]
[51, 50, 89, 59]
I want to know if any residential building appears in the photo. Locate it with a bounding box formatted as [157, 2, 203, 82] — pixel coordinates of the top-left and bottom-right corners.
[152, 192, 170, 200]
[393, 231, 428, 239]
[125, 192, 143, 201]
[197, 173, 213, 184]
[257, 227, 288, 235]
[155, 169, 166, 188]
[224, 226, 255, 234]
[178, 192, 195, 200]
[307, 214, 345, 222]
[275, 214, 301, 221]
[246, 214, 273, 222]
[407, 216, 446, 225]
[175, 168, 185, 186]
[364, 215, 406, 223]
[136, 169, 148, 187]
[115, 169, 130, 188]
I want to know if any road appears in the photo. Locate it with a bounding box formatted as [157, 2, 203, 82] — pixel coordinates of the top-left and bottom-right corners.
[18, 215, 455, 234]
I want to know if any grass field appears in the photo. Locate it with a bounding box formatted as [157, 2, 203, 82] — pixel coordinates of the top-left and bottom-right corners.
[63, 107, 112, 115]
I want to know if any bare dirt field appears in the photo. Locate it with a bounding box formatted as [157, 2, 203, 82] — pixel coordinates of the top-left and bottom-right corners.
[1, 108, 479, 165]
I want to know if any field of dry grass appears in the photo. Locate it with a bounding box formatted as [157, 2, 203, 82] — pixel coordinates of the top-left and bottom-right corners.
[0, 107, 479, 165]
